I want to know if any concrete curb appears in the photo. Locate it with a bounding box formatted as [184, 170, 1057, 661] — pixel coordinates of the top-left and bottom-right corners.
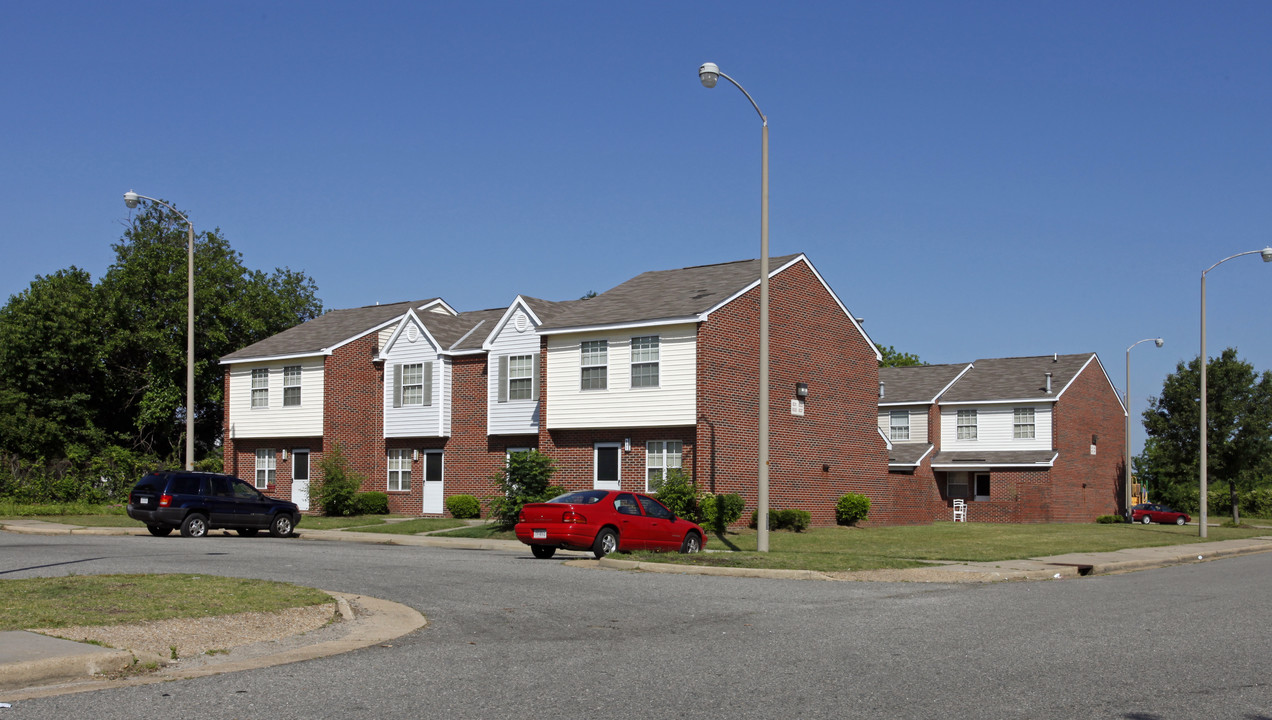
[0, 591, 427, 702]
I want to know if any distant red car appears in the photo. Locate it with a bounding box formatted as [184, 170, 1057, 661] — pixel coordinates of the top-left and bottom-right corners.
[1131, 503, 1191, 526]
[515, 489, 706, 559]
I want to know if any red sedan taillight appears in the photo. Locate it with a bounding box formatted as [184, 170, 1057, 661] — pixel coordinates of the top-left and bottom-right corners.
[562, 511, 586, 524]
[159, 494, 173, 507]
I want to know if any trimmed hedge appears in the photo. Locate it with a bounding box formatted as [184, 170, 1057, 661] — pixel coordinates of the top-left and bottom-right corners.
[354, 491, 390, 515]
[835, 493, 870, 526]
[699, 492, 745, 532]
[446, 494, 481, 519]
[748, 508, 811, 533]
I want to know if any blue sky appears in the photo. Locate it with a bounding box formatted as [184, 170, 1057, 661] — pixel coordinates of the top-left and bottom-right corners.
[3, 1, 1271, 455]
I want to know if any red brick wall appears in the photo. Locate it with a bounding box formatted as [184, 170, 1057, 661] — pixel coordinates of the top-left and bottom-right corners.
[696, 259, 889, 526]
[1050, 358, 1124, 521]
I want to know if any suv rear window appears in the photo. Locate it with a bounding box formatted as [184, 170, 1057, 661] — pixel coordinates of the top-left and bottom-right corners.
[168, 476, 204, 495]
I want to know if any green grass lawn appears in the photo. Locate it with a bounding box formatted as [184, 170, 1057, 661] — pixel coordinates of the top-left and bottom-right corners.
[0, 574, 331, 631]
[623, 521, 1271, 572]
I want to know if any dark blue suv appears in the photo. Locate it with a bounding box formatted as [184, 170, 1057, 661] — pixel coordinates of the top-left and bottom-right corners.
[127, 471, 300, 538]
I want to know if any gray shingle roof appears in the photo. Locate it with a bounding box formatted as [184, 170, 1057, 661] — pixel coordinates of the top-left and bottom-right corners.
[938, 354, 1095, 402]
[540, 254, 804, 330]
[220, 299, 442, 362]
[419, 308, 509, 352]
[888, 443, 933, 466]
[879, 364, 972, 404]
[931, 450, 1058, 466]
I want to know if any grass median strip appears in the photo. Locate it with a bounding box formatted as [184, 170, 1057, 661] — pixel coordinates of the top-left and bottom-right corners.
[0, 574, 331, 631]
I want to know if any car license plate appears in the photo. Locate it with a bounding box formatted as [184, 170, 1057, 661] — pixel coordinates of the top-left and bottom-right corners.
[139, 497, 149, 505]
[533, 529, 546, 539]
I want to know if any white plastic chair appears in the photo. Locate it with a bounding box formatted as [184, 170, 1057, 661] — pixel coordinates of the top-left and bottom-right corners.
[952, 498, 967, 522]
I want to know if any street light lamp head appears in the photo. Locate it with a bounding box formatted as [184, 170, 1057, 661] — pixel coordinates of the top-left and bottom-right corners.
[1261, 247, 1272, 262]
[123, 190, 140, 209]
[1155, 338, 1164, 348]
[699, 62, 719, 89]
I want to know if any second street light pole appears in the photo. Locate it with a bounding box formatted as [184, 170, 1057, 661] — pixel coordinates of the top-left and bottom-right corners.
[699, 62, 770, 551]
[124, 190, 196, 472]
[1125, 337, 1163, 517]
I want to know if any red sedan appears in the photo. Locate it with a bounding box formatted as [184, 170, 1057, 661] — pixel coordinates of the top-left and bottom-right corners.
[1131, 503, 1191, 526]
[515, 489, 706, 559]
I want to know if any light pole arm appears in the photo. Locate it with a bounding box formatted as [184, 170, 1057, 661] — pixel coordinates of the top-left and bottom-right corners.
[712, 71, 768, 126]
[1203, 248, 1267, 276]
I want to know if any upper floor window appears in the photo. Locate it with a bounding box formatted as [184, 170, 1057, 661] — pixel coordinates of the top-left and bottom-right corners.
[401, 363, 424, 405]
[581, 340, 608, 390]
[387, 449, 411, 491]
[631, 336, 660, 388]
[1013, 407, 1036, 439]
[508, 355, 534, 400]
[646, 440, 683, 492]
[251, 369, 269, 409]
[957, 409, 978, 440]
[283, 366, 302, 407]
[255, 448, 275, 488]
[889, 410, 910, 441]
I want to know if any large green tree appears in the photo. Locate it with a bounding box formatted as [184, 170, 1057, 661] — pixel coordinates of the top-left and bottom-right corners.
[1137, 347, 1272, 523]
[0, 202, 322, 466]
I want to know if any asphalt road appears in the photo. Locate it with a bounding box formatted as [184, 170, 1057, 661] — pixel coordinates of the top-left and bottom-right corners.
[2, 532, 1270, 719]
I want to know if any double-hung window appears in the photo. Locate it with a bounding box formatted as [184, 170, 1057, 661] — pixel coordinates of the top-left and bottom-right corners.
[388, 449, 411, 491]
[251, 368, 269, 409]
[645, 440, 682, 492]
[581, 340, 608, 390]
[508, 355, 533, 400]
[956, 409, 978, 440]
[1013, 407, 1036, 439]
[255, 448, 275, 488]
[889, 410, 910, 441]
[283, 366, 302, 407]
[631, 336, 660, 388]
[401, 364, 423, 406]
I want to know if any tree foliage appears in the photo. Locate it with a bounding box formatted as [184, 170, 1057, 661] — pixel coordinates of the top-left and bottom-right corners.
[877, 344, 925, 368]
[1137, 347, 1272, 522]
[0, 201, 322, 488]
[489, 450, 558, 529]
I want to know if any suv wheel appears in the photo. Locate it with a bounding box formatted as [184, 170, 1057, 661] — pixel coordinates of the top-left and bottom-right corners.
[180, 514, 209, 538]
[270, 514, 295, 538]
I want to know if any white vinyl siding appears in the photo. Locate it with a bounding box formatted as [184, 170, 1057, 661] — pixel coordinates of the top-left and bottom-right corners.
[255, 448, 276, 489]
[546, 324, 698, 429]
[941, 404, 1052, 451]
[383, 316, 446, 438]
[877, 405, 928, 444]
[487, 303, 542, 436]
[227, 360, 324, 438]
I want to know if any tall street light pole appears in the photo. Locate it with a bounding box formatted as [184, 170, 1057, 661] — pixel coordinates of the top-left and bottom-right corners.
[1125, 337, 1163, 517]
[123, 190, 196, 472]
[1198, 247, 1272, 538]
[699, 62, 770, 552]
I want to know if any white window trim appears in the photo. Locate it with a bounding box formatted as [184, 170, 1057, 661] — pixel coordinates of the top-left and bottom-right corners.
[645, 440, 682, 492]
[387, 448, 412, 492]
[630, 335, 660, 389]
[581, 340, 608, 391]
[508, 354, 534, 400]
[594, 442, 621, 489]
[957, 409, 978, 440]
[401, 363, 424, 406]
[251, 368, 269, 410]
[1013, 407, 1035, 439]
[283, 365, 302, 407]
[889, 410, 910, 441]
[255, 448, 276, 489]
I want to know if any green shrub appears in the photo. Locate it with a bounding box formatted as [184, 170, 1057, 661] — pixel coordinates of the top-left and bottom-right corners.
[354, 491, 390, 515]
[312, 444, 365, 516]
[835, 493, 870, 526]
[1095, 514, 1124, 524]
[654, 469, 698, 521]
[489, 450, 557, 529]
[699, 492, 745, 532]
[748, 508, 811, 532]
[446, 494, 481, 519]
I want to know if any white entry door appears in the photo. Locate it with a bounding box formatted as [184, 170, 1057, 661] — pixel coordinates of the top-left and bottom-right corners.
[423, 451, 444, 514]
[292, 449, 310, 511]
